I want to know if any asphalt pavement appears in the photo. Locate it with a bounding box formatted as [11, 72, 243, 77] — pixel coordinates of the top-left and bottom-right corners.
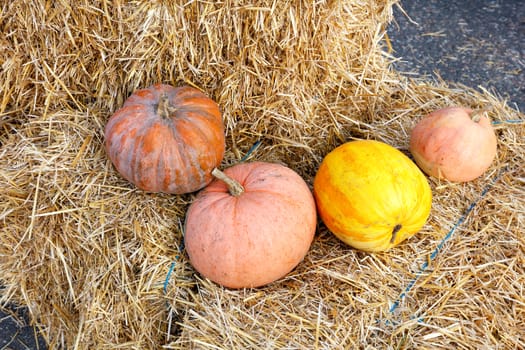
[1, 1, 523, 349]
[388, 0, 524, 112]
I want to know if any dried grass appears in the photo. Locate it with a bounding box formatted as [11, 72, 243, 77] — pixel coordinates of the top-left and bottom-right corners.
[1, 1, 524, 349]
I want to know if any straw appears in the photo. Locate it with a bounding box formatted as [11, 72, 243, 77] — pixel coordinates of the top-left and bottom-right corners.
[1, 1, 523, 349]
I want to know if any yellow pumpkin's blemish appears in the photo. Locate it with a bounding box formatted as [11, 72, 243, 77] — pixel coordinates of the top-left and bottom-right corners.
[390, 224, 402, 243]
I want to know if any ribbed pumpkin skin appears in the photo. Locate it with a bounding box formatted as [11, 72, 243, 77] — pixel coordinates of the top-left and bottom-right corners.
[184, 162, 317, 289]
[104, 84, 225, 194]
[313, 140, 432, 252]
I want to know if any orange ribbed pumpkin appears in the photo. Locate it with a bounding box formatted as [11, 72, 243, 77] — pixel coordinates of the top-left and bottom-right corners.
[184, 162, 317, 289]
[104, 84, 225, 194]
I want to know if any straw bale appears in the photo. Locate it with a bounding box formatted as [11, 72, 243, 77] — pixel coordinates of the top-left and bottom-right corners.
[1, 1, 523, 349]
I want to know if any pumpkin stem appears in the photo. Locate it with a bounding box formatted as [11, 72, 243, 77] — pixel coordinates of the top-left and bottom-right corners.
[212, 168, 245, 197]
[390, 224, 402, 244]
[471, 106, 493, 123]
[157, 93, 176, 119]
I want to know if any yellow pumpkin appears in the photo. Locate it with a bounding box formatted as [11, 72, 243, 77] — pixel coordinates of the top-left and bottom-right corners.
[313, 140, 432, 252]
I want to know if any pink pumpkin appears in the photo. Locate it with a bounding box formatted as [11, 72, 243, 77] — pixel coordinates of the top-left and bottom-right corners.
[410, 106, 497, 182]
[184, 162, 317, 289]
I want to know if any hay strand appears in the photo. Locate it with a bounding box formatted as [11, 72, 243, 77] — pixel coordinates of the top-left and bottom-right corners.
[1, 1, 523, 349]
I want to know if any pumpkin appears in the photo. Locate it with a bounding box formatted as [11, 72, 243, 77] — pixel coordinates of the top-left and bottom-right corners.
[409, 106, 497, 182]
[313, 140, 432, 252]
[104, 84, 225, 194]
[184, 161, 317, 289]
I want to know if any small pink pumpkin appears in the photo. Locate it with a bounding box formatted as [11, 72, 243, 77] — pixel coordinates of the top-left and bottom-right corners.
[409, 106, 497, 182]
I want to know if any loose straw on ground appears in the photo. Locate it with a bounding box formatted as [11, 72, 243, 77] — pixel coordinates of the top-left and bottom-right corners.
[1, 1, 523, 349]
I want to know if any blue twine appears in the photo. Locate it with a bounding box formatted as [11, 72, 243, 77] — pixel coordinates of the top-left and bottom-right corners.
[240, 140, 262, 162]
[163, 261, 177, 294]
[492, 119, 524, 125]
[383, 166, 508, 325]
[163, 240, 185, 294]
